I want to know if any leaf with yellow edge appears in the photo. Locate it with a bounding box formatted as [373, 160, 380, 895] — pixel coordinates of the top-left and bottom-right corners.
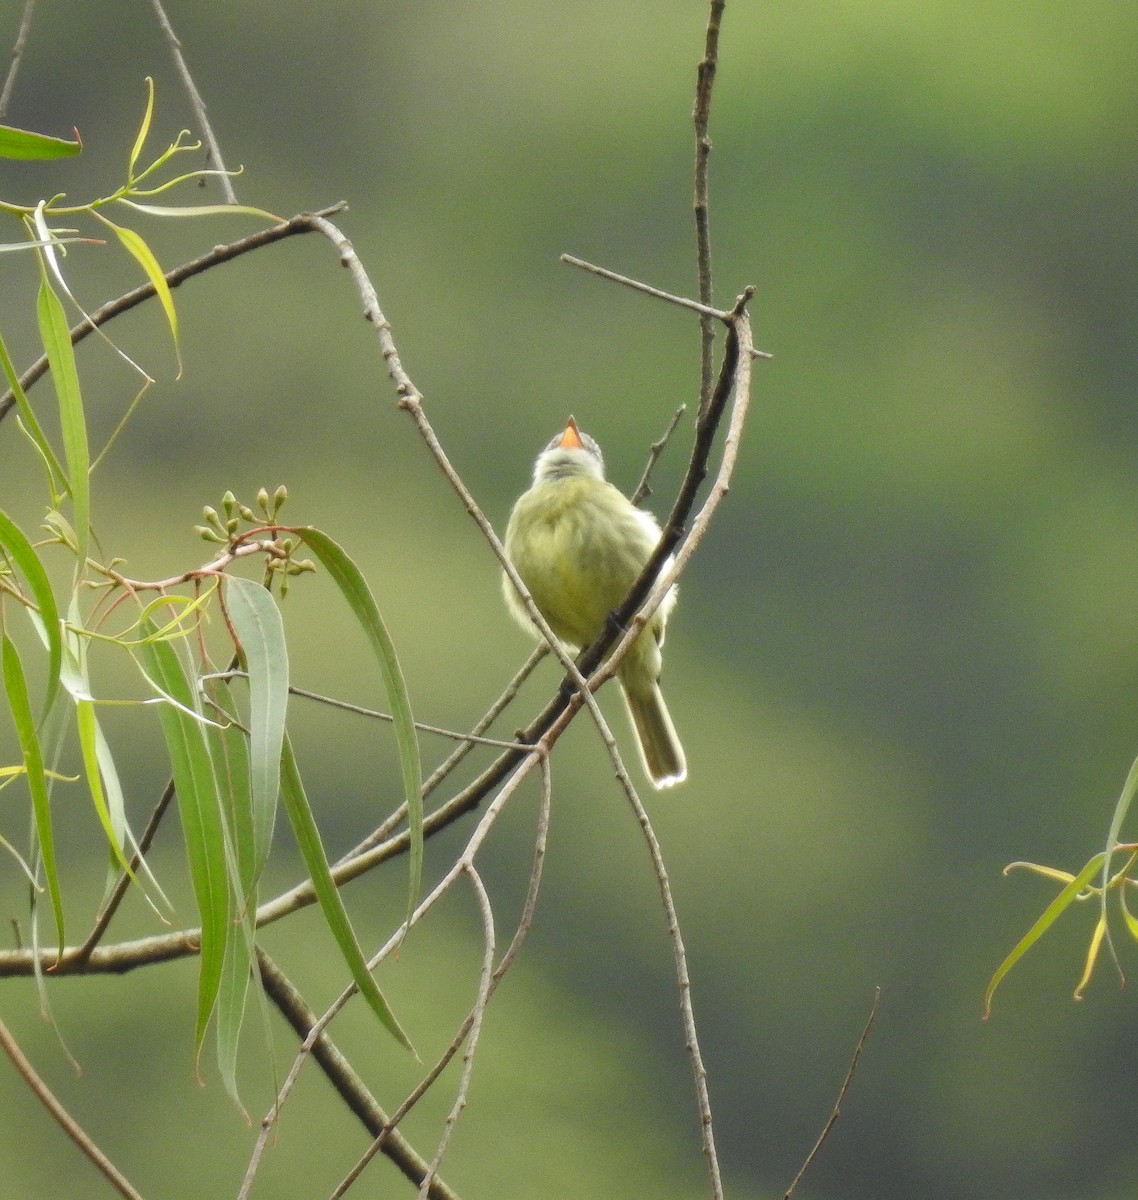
[95, 214, 181, 375]
[1073, 914, 1109, 1000]
[1120, 882, 1138, 944]
[984, 852, 1105, 1018]
[128, 77, 155, 178]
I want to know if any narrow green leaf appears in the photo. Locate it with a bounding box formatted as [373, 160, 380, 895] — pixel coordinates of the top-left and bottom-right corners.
[0, 124, 81, 160]
[117, 199, 282, 222]
[201, 675, 257, 1115]
[216, 904, 254, 1119]
[36, 275, 89, 571]
[295, 528, 423, 930]
[984, 852, 1105, 1018]
[224, 578, 286, 889]
[138, 621, 230, 1066]
[205, 677, 256, 897]
[97, 215, 181, 373]
[280, 736, 414, 1053]
[2, 634, 65, 956]
[128, 77, 155, 177]
[75, 699, 133, 874]
[1101, 749, 1138, 919]
[0, 508, 61, 718]
[0, 328, 67, 494]
[1120, 881, 1138, 944]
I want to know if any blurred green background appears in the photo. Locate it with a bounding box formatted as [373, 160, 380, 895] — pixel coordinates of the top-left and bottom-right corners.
[2, 1, 1138, 1197]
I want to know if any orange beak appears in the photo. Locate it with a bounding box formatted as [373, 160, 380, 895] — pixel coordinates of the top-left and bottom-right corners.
[559, 417, 584, 450]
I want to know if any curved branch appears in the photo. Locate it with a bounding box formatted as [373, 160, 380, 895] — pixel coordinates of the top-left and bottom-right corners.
[0, 203, 347, 424]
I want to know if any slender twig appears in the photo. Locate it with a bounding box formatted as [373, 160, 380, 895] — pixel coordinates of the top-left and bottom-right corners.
[0, 1017, 146, 1200]
[329, 750, 552, 1199]
[243, 743, 546, 1190]
[251, 949, 462, 1200]
[69, 778, 176, 968]
[418, 644, 547, 794]
[0, 0, 35, 120]
[148, 0, 238, 203]
[693, 0, 726, 415]
[201, 671, 532, 751]
[579, 290, 754, 691]
[784, 988, 882, 1199]
[0, 205, 346, 424]
[412, 864, 495, 1200]
[631, 403, 686, 505]
[561, 253, 727, 319]
[625, 783, 724, 1199]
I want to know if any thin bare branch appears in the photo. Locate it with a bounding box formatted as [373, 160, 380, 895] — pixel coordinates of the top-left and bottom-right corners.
[626, 785, 724, 1199]
[69, 779, 176, 968]
[0, 204, 347, 425]
[0, 0, 35, 120]
[330, 753, 553, 1199]
[0, 1017, 146, 1200]
[148, 0, 238, 203]
[693, 0, 726, 414]
[245, 744, 546, 1187]
[203, 672, 533, 751]
[631, 403, 686, 506]
[561, 253, 728, 319]
[784, 988, 882, 1199]
[412, 864, 495, 1200]
[250, 949, 463, 1200]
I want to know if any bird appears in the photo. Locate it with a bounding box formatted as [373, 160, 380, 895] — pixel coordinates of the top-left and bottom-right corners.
[502, 417, 686, 788]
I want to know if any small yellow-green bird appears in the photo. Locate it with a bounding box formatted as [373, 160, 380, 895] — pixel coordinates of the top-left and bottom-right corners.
[503, 417, 686, 788]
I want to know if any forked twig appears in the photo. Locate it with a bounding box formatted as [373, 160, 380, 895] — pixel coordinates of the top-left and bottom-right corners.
[784, 988, 882, 1199]
[631, 404, 686, 505]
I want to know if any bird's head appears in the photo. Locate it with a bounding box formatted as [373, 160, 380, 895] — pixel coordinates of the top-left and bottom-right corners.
[532, 417, 605, 484]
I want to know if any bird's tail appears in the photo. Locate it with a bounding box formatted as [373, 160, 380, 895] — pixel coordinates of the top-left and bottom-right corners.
[620, 675, 687, 789]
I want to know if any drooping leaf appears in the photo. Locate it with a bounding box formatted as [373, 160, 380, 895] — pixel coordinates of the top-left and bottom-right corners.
[1073, 913, 1109, 1000]
[35, 274, 89, 572]
[0, 508, 61, 718]
[138, 620, 230, 1068]
[279, 736, 414, 1053]
[1, 634, 65, 957]
[984, 852, 1105, 1018]
[0, 328, 67, 494]
[216, 900, 254, 1120]
[224, 577, 286, 891]
[294, 527, 423, 931]
[96, 214, 181, 373]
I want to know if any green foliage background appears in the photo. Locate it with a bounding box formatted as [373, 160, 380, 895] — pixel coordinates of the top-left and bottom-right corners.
[2, 2, 1138, 1197]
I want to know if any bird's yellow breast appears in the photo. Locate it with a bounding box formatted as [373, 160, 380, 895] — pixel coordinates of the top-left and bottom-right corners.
[503, 475, 663, 651]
